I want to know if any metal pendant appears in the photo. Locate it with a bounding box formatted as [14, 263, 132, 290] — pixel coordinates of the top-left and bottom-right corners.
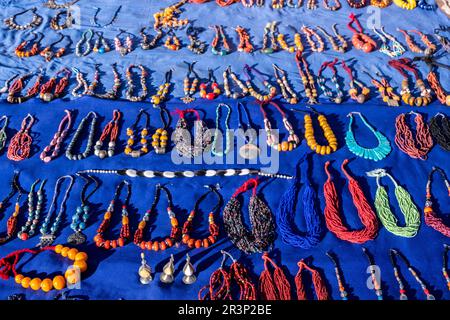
[239, 143, 260, 160]
[138, 253, 152, 285]
[182, 254, 196, 285]
[160, 254, 175, 284]
[400, 293, 408, 300]
[38, 234, 56, 247]
[67, 231, 87, 245]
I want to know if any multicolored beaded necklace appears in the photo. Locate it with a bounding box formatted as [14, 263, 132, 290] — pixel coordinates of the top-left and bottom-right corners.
[65, 111, 98, 161]
[94, 109, 121, 159]
[243, 64, 277, 102]
[181, 61, 199, 104]
[317, 58, 344, 104]
[362, 247, 383, 300]
[40, 110, 72, 163]
[223, 66, 248, 99]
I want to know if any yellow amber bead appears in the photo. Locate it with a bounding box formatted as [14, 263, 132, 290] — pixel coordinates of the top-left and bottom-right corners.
[74, 260, 88, 273]
[75, 252, 88, 262]
[67, 248, 79, 260]
[15, 274, 24, 284]
[41, 278, 53, 292]
[54, 244, 64, 254]
[30, 278, 42, 291]
[21, 277, 32, 289]
[53, 275, 66, 290]
[61, 247, 70, 257]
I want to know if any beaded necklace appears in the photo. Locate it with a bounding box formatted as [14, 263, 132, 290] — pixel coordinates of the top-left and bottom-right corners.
[164, 30, 181, 51]
[317, 58, 344, 104]
[277, 154, 323, 249]
[261, 21, 278, 54]
[397, 29, 436, 55]
[50, 9, 74, 30]
[15, 32, 42, 58]
[306, 0, 319, 9]
[242, 0, 255, 6]
[7, 114, 35, 162]
[0, 116, 8, 153]
[424, 167, 450, 237]
[134, 185, 181, 251]
[417, 0, 435, 9]
[40, 34, 69, 62]
[39, 68, 71, 102]
[212, 103, 232, 157]
[363, 70, 400, 106]
[395, 112, 433, 160]
[326, 251, 348, 300]
[373, 27, 405, 57]
[71, 68, 89, 98]
[258, 252, 292, 300]
[272, 64, 298, 104]
[40, 110, 72, 163]
[93, 31, 110, 54]
[182, 185, 221, 249]
[125, 64, 148, 102]
[258, 100, 300, 152]
[236, 102, 259, 160]
[211, 25, 231, 55]
[94, 180, 131, 250]
[0, 75, 18, 95]
[366, 168, 420, 238]
[389, 249, 435, 300]
[151, 70, 172, 107]
[140, 27, 163, 50]
[236, 26, 254, 53]
[301, 26, 325, 53]
[347, 0, 367, 7]
[0, 186, 24, 245]
[94, 110, 121, 159]
[223, 178, 275, 254]
[4, 7, 43, 30]
[92, 5, 122, 28]
[370, 0, 392, 6]
[276, 26, 304, 53]
[67, 174, 99, 245]
[323, 160, 379, 244]
[125, 109, 150, 158]
[341, 60, 370, 103]
[75, 29, 93, 57]
[434, 27, 450, 53]
[0, 172, 23, 213]
[347, 13, 377, 53]
[44, 0, 80, 9]
[186, 26, 206, 54]
[316, 24, 348, 53]
[65, 111, 98, 161]
[7, 72, 42, 104]
[181, 62, 199, 103]
[38, 175, 74, 247]
[323, 0, 342, 9]
[443, 244, 450, 290]
[243, 65, 277, 102]
[93, 64, 121, 100]
[345, 112, 391, 161]
[429, 113, 450, 151]
[173, 108, 212, 158]
[18, 179, 46, 241]
[295, 259, 330, 300]
[200, 69, 221, 100]
[393, 0, 417, 9]
[388, 58, 432, 107]
[292, 107, 338, 155]
[295, 51, 318, 104]
[223, 66, 248, 99]
[272, 0, 285, 7]
[362, 247, 383, 300]
[152, 106, 171, 155]
[152, 0, 188, 30]
[414, 55, 450, 106]
[114, 30, 133, 56]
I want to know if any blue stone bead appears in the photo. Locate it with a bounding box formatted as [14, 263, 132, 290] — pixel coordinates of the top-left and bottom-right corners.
[82, 213, 89, 221]
[79, 222, 86, 230]
[99, 47, 105, 54]
[83, 205, 89, 212]
[76, 207, 83, 214]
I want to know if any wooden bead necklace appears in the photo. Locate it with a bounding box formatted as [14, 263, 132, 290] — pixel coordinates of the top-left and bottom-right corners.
[7, 72, 42, 104]
[443, 244, 450, 290]
[186, 26, 206, 54]
[362, 247, 383, 300]
[38, 175, 74, 247]
[295, 259, 330, 300]
[173, 108, 212, 158]
[223, 66, 248, 99]
[40, 109, 72, 163]
[243, 64, 277, 102]
[210, 25, 231, 55]
[134, 185, 181, 251]
[140, 27, 163, 50]
[0, 245, 88, 292]
[181, 61, 199, 103]
[301, 26, 325, 52]
[67, 174, 99, 245]
[347, 13, 377, 53]
[39, 68, 71, 102]
[236, 25, 254, 53]
[94, 180, 131, 250]
[295, 51, 318, 104]
[7, 114, 35, 162]
[272, 64, 298, 104]
[317, 58, 344, 103]
[316, 24, 348, 53]
[395, 112, 433, 160]
[75, 29, 93, 57]
[4, 7, 43, 30]
[326, 251, 348, 300]
[65, 111, 98, 161]
[93, 31, 110, 54]
[152, 0, 188, 30]
[291, 107, 338, 155]
[15, 32, 42, 58]
[258, 100, 300, 152]
[258, 252, 292, 300]
[370, 0, 392, 7]
[346, 112, 391, 161]
[388, 58, 432, 107]
[44, 0, 80, 9]
[200, 69, 221, 100]
[164, 30, 181, 51]
[276, 26, 304, 53]
[93, 64, 121, 100]
[0, 116, 8, 153]
[393, 0, 417, 9]
[323, 0, 342, 10]
[366, 168, 420, 238]
[363, 70, 400, 106]
[94, 109, 121, 159]
[182, 185, 221, 249]
[125, 109, 150, 158]
[17, 179, 46, 241]
[223, 178, 275, 254]
[373, 27, 405, 57]
[423, 167, 450, 237]
[397, 29, 436, 55]
[389, 249, 435, 300]
[151, 70, 172, 107]
[40, 33, 69, 62]
[114, 29, 133, 56]
[50, 9, 74, 30]
[429, 113, 450, 151]
[211, 103, 232, 157]
[0, 191, 23, 245]
[151, 106, 171, 154]
[323, 160, 379, 244]
[236, 102, 260, 160]
[341, 60, 370, 103]
[261, 21, 279, 54]
[347, 0, 367, 7]
[125, 64, 148, 102]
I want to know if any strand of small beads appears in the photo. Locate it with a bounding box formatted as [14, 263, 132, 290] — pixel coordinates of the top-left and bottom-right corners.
[210, 25, 231, 55]
[93, 63, 121, 100]
[261, 21, 279, 54]
[243, 64, 277, 102]
[151, 106, 170, 154]
[134, 184, 181, 251]
[295, 51, 318, 104]
[236, 25, 254, 53]
[326, 251, 348, 300]
[272, 64, 298, 104]
[17, 179, 46, 241]
[114, 29, 133, 56]
[389, 248, 435, 300]
[92, 4, 122, 27]
[39, 68, 71, 102]
[125, 109, 150, 158]
[395, 111, 433, 160]
[341, 60, 370, 103]
[397, 29, 436, 55]
[200, 69, 221, 100]
[94, 180, 131, 250]
[323, 0, 342, 9]
[7, 72, 42, 104]
[40, 34, 69, 62]
[94, 110, 121, 159]
[362, 247, 383, 300]
[316, 58, 344, 104]
[38, 175, 74, 247]
[372, 27, 405, 57]
[75, 29, 93, 57]
[4, 7, 43, 30]
[7, 114, 35, 162]
[40, 110, 72, 163]
[182, 61, 199, 103]
[71, 68, 89, 98]
[67, 174, 99, 245]
[363, 70, 400, 106]
[65, 111, 98, 161]
[140, 27, 163, 50]
[151, 70, 172, 107]
[125, 64, 148, 102]
[186, 26, 206, 54]
[347, 13, 377, 53]
[93, 31, 110, 54]
[0, 116, 8, 152]
[223, 66, 248, 99]
[429, 113, 450, 151]
[443, 244, 450, 291]
[301, 26, 325, 52]
[211, 103, 232, 157]
[316, 24, 348, 53]
[15, 32, 42, 58]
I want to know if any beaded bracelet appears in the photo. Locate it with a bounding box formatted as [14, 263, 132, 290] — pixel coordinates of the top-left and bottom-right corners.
[94, 109, 121, 159]
[151, 70, 172, 107]
[17, 179, 46, 241]
[4, 7, 43, 30]
[243, 64, 277, 102]
[40, 110, 73, 163]
[316, 24, 348, 53]
[186, 25, 206, 54]
[125, 64, 148, 102]
[341, 60, 370, 103]
[114, 29, 133, 56]
[140, 26, 163, 50]
[7, 72, 42, 104]
[210, 25, 231, 55]
[395, 112, 433, 160]
[301, 26, 325, 52]
[7, 114, 35, 162]
[39, 68, 71, 102]
[223, 66, 248, 99]
[134, 185, 181, 251]
[65, 111, 98, 161]
[94, 180, 131, 249]
[347, 13, 377, 53]
[200, 69, 221, 100]
[125, 109, 150, 158]
[429, 113, 450, 151]
[15, 32, 42, 58]
[317, 58, 344, 103]
[272, 64, 298, 104]
[295, 51, 318, 104]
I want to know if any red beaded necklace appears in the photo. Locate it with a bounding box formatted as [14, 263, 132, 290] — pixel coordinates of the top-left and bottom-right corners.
[7, 114, 35, 162]
[94, 109, 121, 159]
[258, 252, 292, 300]
[39, 68, 71, 102]
[424, 167, 450, 237]
[395, 112, 433, 160]
[295, 259, 330, 300]
[200, 69, 221, 100]
[7, 72, 42, 104]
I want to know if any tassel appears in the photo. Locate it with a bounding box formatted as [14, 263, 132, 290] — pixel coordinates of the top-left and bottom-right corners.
[259, 252, 292, 300]
[295, 259, 330, 300]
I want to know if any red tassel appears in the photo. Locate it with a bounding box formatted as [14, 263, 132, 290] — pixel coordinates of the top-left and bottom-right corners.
[295, 259, 330, 300]
[259, 252, 292, 300]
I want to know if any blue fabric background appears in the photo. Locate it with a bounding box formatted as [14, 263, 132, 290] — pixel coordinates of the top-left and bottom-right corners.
[0, 0, 448, 300]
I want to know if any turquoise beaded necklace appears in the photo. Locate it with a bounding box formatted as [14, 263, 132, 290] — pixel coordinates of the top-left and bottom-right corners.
[345, 112, 391, 161]
[212, 103, 232, 157]
[17, 179, 46, 241]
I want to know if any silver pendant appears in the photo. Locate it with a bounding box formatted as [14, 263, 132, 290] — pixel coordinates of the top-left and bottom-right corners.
[38, 234, 56, 247]
[182, 254, 196, 285]
[239, 143, 260, 160]
[138, 253, 152, 284]
[67, 231, 87, 245]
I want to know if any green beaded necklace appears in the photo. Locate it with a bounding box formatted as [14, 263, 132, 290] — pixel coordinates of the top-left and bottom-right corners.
[211, 103, 232, 157]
